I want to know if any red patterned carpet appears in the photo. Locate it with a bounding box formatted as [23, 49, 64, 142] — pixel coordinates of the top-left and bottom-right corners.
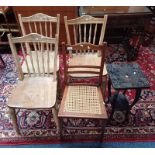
[0, 45, 155, 145]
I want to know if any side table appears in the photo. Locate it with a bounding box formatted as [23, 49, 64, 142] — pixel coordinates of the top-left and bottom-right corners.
[106, 63, 150, 123]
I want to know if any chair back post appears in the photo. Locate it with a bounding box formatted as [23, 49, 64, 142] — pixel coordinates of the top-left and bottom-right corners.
[99, 42, 107, 86]
[62, 42, 68, 88]
[7, 33, 24, 80]
[53, 33, 59, 81]
[64, 16, 71, 44]
[56, 14, 60, 43]
[18, 14, 26, 35]
[99, 15, 108, 45]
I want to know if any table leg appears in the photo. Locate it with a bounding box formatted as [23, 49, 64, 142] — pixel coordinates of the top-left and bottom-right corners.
[123, 89, 127, 95]
[129, 88, 142, 109]
[108, 78, 111, 100]
[59, 118, 63, 141]
[0, 55, 5, 67]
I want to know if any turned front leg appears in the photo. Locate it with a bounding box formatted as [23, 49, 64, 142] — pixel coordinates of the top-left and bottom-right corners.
[8, 107, 21, 135]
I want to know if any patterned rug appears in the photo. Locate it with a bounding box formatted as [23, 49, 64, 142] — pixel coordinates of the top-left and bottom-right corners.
[0, 45, 155, 145]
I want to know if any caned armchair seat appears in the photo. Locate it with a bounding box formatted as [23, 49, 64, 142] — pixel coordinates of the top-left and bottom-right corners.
[22, 52, 59, 73]
[59, 85, 107, 119]
[7, 77, 57, 109]
[68, 53, 107, 77]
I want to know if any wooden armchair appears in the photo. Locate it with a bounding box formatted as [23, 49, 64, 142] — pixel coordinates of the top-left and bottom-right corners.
[58, 42, 108, 140]
[64, 15, 108, 99]
[18, 13, 60, 73]
[7, 33, 59, 135]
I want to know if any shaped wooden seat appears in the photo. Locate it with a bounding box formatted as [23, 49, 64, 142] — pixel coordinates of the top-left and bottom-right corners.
[7, 33, 59, 135]
[7, 77, 57, 109]
[18, 13, 60, 73]
[58, 42, 108, 140]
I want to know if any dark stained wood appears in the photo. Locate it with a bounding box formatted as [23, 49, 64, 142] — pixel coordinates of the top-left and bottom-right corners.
[12, 6, 78, 44]
[79, 6, 153, 44]
[67, 42, 104, 50]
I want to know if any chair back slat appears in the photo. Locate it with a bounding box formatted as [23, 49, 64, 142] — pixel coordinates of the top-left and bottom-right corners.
[39, 22, 43, 35]
[8, 33, 58, 80]
[79, 24, 82, 43]
[28, 44, 36, 75]
[46, 42, 50, 76]
[45, 21, 47, 37]
[41, 42, 45, 76]
[28, 22, 33, 33]
[21, 43, 31, 76]
[88, 24, 92, 43]
[73, 25, 77, 44]
[93, 24, 97, 44]
[33, 42, 40, 75]
[34, 22, 38, 33]
[50, 22, 52, 38]
[62, 42, 107, 85]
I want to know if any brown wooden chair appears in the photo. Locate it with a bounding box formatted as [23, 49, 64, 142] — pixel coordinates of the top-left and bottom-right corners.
[58, 42, 108, 140]
[18, 13, 60, 73]
[7, 33, 59, 135]
[64, 15, 108, 99]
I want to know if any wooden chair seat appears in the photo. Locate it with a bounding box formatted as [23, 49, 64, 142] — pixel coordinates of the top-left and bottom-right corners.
[59, 85, 107, 119]
[7, 76, 57, 109]
[22, 52, 59, 73]
[68, 53, 107, 77]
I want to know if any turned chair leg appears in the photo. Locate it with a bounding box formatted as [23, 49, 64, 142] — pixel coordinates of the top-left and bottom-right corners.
[8, 107, 21, 135]
[52, 107, 60, 133]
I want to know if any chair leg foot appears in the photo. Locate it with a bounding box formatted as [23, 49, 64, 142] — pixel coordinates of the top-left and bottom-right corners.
[8, 107, 21, 135]
[52, 107, 60, 133]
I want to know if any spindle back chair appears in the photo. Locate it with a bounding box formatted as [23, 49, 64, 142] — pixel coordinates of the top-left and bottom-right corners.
[64, 15, 107, 46]
[7, 33, 59, 135]
[18, 13, 60, 73]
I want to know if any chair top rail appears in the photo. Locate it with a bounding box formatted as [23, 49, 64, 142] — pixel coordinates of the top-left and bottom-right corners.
[20, 13, 60, 22]
[65, 15, 108, 25]
[9, 33, 58, 44]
